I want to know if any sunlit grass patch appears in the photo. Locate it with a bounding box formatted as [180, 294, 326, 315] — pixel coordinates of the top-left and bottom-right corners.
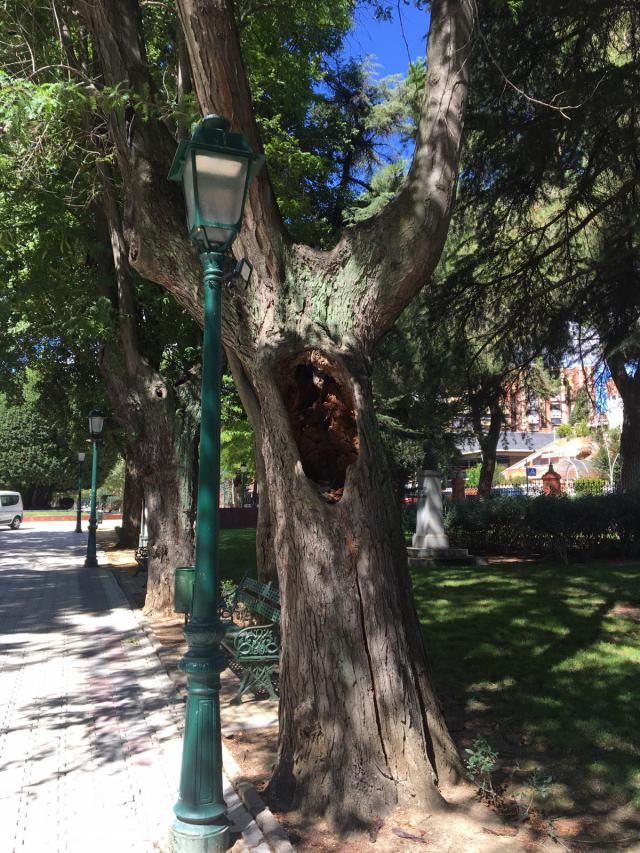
[412, 560, 640, 816]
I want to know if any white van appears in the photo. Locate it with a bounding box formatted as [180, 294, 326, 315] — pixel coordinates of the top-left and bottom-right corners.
[0, 492, 24, 529]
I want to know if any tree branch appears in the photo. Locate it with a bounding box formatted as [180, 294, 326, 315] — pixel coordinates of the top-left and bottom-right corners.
[175, 0, 287, 286]
[343, 0, 475, 345]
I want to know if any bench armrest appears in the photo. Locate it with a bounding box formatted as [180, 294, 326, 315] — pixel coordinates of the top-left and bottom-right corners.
[226, 624, 279, 658]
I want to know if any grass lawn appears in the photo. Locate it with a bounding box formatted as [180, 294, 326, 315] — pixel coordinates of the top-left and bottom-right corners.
[24, 509, 83, 516]
[219, 529, 639, 827]
[413, 561, 640, 825]
[219, 528, 258, 583]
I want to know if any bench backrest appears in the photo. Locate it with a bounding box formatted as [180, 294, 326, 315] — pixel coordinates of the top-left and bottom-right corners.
[235, 576, 280, 624]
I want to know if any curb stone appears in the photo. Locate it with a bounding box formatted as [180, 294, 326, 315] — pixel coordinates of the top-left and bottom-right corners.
[107, 558, 294, 852]
[221, 747, 295, 853]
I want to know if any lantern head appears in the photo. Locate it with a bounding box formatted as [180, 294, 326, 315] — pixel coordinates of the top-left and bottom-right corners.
[168, 115, 265, 252]
[88, 411, 104, 438]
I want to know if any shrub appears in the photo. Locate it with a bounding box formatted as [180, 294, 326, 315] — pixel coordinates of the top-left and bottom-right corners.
[574, 478, 606, 496]
[446, 492, 640, 558]
[555, 423, 573, 438]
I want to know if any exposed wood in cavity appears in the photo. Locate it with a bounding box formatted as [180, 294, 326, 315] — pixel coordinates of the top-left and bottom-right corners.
[276, 350, 359, 502]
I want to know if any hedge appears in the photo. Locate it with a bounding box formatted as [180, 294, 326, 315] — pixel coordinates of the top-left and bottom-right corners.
[573, 478, 606, 495]
[444, 493, 640, 561]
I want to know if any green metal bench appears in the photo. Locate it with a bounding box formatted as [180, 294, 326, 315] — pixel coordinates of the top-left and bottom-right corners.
[221, 576, 280, 703]
[173, 570, 280, 701]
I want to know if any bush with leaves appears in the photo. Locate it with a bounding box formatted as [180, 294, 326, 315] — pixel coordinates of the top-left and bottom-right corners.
[446, 493, 640, 559]
[573, 478, 606, 496]
[555, 423, 573, 438]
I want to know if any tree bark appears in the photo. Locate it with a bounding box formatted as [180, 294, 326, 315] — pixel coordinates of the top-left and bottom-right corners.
[118, 450, 142, 548]
[94, 179, 198, 614]
[475, 401, 503, 497]
[76, 0, 474, 825]
[253, 347, 461, 822]
[606, 355, 640, 492]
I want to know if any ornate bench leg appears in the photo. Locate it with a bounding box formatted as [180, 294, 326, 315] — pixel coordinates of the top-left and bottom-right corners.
[231, 663, 277, 703]
[230, 668, 252, 704]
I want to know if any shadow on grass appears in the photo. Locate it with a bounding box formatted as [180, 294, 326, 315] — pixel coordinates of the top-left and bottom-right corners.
[412, 561, 640, 831]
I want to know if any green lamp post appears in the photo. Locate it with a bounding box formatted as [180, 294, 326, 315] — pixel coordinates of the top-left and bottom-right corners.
[75, 451, 86, 534]
[84, 411, 104, 567]
[168, 115, 263, 852]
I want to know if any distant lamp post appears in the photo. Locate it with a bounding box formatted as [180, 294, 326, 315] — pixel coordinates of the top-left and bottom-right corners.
[75, 452, 86, 533]
[168, 115, 263, 852]
[84, 411, 104, 567]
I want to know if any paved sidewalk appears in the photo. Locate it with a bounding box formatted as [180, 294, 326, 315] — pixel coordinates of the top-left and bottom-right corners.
[0, 523, 268, 853]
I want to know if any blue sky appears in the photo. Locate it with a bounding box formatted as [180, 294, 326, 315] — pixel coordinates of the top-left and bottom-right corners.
[345, 3, 430, 78]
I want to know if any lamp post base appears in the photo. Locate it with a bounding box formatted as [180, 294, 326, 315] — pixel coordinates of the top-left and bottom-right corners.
[85, 515, 98, 567]
[172, 621, 229, 851]
[170, 818, 230, 853]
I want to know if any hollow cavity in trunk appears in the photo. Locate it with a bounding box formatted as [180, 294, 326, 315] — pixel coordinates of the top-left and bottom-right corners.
[277, 349, 359, 502]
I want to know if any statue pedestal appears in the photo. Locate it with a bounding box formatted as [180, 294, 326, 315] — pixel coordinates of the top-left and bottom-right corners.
[407, 469, 485, 568]
[411, 470, 450, 551]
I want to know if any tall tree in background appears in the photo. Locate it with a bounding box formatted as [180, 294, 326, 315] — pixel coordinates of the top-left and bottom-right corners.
[454, 0, 640, 487]
[0, 94, 202, 610]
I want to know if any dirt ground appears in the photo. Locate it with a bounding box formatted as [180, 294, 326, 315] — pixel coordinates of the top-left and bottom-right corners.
[99, 532, 640, 853]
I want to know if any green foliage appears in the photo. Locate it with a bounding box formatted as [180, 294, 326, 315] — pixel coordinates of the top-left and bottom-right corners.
[555, 423, 573, 438]
[465, 465, 481, 488]
[573, 478, 606, 496]
[464, 737, 498, 796]
[0, 383, 113, 507]
[592, 428, 621, 483]
[447, 493, 640, 559]
[451, 0, 640, 488]
[465, 463, 505, 488]
[573, 420, 590, 437]
[569, 388, 591, 426]
[98, 457, 125, 498]
[220, 374, 254, 478]
[219, 578, 238, 611]
[514, 771, 553, 822]
[344, 160, 407, 223]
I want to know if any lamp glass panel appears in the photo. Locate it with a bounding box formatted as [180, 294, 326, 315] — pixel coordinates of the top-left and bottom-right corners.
[202, 225, 234, 246]
[182, 156, 197, 233]
[89, 414, 104, 435]
[195, 152, 249, 226]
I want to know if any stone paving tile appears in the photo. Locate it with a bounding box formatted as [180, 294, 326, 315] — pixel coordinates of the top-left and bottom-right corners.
[0, 523, 269, 853]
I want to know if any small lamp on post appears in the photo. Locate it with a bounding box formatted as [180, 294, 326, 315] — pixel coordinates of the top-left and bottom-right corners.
[168, 115, 263, 852]
[75, 452, 86, 534]
[84, 411, 104, 568]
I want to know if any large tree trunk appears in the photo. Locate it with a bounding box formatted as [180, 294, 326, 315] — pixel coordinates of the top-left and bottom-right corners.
[475, 402, 503, 497]
[95, 181, 198, 615]
[77, 0, 474, 825]
[141, 449, 196, 613]
[607, 356, 640, 492]
[254, 348, 462, 821]
[118, 450, 142, 548]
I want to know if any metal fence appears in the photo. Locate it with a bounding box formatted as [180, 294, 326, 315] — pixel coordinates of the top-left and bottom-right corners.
[405, 481, 618, 502]
[490, 480, 617, 498]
